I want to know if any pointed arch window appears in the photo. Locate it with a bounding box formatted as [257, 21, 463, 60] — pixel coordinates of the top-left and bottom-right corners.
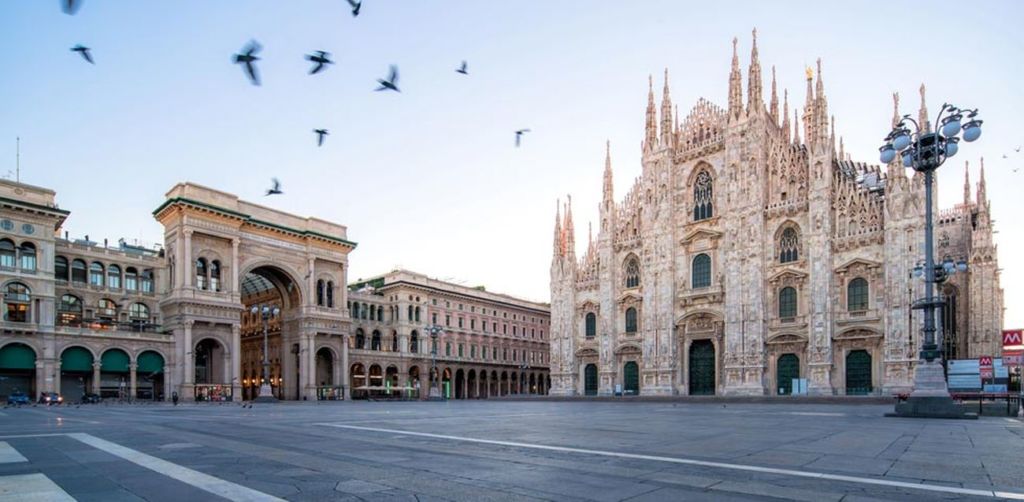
[779, 287, 797, 318]
[847, 278, 869, 312]
[624, 256, 640, 289]
[326, 281, 334, 308]
[691, 253, 711, 288]
[316, 280, 325, 306]
[625, 307, 638, 333]
[693, 170, 714, 221]
[779, 227, 800, 263]
[355, 329, 365, 349]
[414, 306, 421, 322]
[585, 312, 596, 338]
[371, 330, 382, 351]
[410, 331, 419, 353]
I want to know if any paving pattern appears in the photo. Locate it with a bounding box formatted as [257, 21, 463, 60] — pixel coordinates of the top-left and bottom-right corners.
[0, 400, 1021, 501]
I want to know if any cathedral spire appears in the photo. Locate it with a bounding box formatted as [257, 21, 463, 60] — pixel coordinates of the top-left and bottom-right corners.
[728, 37, 743, 121]
[793, 107, 800, 145]
[603, 140, 614, 202]
[892, 91, 901, 128]
[814, 59, 829, 147]
[781, 89, 790, 142]
[977, 157, 987, 205]
[553, 199, 563, 258]
[769, 65, 779, 123]
[644, 75, 657, 151]
[830, 115, 836, 158]
[918, 84, 930, 132]
[564, 195, 576, 259]
[839, 136, 845, 161]
[803, 64, 814, 145]
[963, 161, 972, 206]
[661, 69, 674, 146]
[747, 28, 763, 116]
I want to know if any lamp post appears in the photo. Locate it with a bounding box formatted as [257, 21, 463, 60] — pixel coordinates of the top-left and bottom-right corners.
[879, 102, 982, 418]
[424, 324, 443, 400]
[251, 304, 280, 403]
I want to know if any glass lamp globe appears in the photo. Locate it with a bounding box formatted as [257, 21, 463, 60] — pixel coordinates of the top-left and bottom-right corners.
[879, 145, 896, 164]
[902, 152, 914, 167]
[945, 139, 959, 157]
[941, 118, 961, 137]
[957, 260, 968, 272]
[962, 122, 982, 142]
[892, 132, 911, 150]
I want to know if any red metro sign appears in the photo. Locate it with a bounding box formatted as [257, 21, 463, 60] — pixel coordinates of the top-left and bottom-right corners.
[1003, 329, 1024, 349]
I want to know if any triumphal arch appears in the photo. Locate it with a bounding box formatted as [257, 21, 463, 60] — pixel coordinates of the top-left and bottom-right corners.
[154, 183, 355, 401]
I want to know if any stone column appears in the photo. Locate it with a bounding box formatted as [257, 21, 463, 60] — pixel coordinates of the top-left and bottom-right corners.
[231, 324, 242, 400]
[306, 333, 316, 400]
[341, 335, 350, 400]
[182, 320, 194, 400]
[92, 361, 101, 395]
[183, 229, 193, 288]
[129, 363, 137, 401]
[307, 256, 316, 307]
[231, 238, 240, 296]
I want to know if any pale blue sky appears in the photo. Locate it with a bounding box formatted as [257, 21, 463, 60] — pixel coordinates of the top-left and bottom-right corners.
[1, 1, 1021, 326]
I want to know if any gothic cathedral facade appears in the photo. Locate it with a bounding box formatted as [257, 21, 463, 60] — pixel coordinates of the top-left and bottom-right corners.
[548, 32, 1004, 397]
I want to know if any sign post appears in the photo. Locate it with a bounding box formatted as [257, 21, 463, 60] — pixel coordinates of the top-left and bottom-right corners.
[979, 356, 994, 381]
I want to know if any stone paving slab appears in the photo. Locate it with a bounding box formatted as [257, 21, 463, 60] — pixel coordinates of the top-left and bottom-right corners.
[0, 401, 1019, 501]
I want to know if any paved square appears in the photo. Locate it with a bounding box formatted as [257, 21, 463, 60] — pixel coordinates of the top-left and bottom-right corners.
[0, 400, 1021, 501]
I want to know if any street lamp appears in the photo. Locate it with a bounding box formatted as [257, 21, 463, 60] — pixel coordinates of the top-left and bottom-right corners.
[250, 304, 280, 403]
[881, 102, 982, 419]
[424, 324, 444, 400]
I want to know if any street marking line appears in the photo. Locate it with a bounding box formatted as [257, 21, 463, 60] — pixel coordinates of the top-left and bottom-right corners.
[784, 412, 845, 417]
[0, 473, 74, 501]
[67, 433, 284, 502]
[0, 434, 66, 440]
[0, 443, 26, 464]
[316, 423, 1024, 500]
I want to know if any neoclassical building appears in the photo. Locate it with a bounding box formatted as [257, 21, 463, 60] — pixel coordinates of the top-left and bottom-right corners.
[549, 32, 1003, 397]
[0, 179, 548, 402]
[343, 270, 550, 400]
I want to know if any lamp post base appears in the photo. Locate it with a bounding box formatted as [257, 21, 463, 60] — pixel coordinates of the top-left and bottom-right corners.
[886, 360, 976, 419]
[254, 384, 277, 403]
[427, 385, 443, 401]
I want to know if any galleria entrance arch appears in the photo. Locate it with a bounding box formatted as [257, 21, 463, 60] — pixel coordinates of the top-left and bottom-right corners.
[154, 182, 356, 401]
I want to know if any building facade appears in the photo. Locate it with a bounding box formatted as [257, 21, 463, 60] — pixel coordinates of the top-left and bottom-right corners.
[345, 270, 550, 400]
[0, 179, 549, 402]
[549, 32, 1003, 397]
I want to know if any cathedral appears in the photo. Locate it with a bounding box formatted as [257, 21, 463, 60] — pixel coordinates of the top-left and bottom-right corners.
[548, 31, 1004, 397]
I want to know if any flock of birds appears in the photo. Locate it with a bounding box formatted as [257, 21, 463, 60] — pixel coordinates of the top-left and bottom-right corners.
[59, 0, 533, 198]
[1003, 146, 1021, 173]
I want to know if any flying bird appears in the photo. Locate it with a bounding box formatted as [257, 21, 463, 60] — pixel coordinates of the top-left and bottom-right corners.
[305, 51, 333, 75]
[61, 0, 81, 15]
[1016, 146, 1021, 153]
[1003, 154, 1009, 159]
[265, 178, 282, 196]
[314, 129, 329, 147]
[375, 65, 400, 92]
[71, 44, 93, 64]
[456, 60, 468, 75]
[346, 0, 361, 17]
[515, 129, 531, 147]
[233, 40, 262, 86]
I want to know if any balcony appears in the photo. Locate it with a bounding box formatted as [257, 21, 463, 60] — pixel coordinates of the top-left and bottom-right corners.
[835, 308, 881, 326]
[678, 284, 724, 307]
